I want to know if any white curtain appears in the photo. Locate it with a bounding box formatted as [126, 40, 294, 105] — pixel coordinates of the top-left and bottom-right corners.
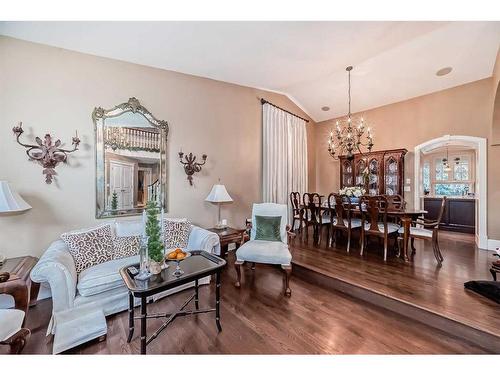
[262, 103, 308, 219]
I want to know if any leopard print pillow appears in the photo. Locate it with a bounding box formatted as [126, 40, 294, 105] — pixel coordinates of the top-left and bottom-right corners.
[113, 235, 140, 260]
[163, 219, 192, 249]
[61, 224, 114, 273]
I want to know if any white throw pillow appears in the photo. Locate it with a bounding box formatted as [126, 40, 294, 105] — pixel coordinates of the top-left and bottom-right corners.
[61, 224, 115, 274]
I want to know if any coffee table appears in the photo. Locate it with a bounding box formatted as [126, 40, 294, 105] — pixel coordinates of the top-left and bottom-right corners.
[119, 250, 226, 354]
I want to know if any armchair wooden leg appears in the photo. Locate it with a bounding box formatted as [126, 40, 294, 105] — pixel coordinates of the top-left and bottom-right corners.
[1, 328, 31, 354]
[281, 265, 292, 297]
[251, 262, 256, 270]
[383, 236, 388, 262]
[432, 237, 444, 265]
[234, 260, 243, 288]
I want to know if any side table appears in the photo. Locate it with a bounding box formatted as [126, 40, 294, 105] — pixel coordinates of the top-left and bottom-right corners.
[0, 256, 40, 324]
[206, 227, 248, 258]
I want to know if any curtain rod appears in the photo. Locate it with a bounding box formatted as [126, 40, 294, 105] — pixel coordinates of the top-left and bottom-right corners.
[260, 98, 309, 123]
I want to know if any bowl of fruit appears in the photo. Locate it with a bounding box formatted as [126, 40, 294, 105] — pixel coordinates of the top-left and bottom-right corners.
[165, 248, 191, 276]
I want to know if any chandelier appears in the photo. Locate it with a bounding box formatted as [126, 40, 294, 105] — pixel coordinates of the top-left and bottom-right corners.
[327, 66, 374, 160]
[105, 127, 130, 151]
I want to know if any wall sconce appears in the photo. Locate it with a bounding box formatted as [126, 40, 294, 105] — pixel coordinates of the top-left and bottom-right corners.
[179, 151, 207, 186]
[12, 122, 81, 184]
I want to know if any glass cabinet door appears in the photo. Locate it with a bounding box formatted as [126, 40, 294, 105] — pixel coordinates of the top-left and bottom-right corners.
[368, 158, 379, 195]
[384, 156, 399, 195]
[355, 159, 367, 187]
[342, 160, 354, 186]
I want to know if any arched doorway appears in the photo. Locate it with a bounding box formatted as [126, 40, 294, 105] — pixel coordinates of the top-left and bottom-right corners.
[413, 135, 487, 249]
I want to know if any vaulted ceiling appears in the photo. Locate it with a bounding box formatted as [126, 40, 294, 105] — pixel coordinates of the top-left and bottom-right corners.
[1, 21, 499, 122]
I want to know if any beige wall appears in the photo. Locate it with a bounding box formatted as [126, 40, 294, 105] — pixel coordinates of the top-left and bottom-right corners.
[0, 36, 315, 258]
[315, 77, 500, 240]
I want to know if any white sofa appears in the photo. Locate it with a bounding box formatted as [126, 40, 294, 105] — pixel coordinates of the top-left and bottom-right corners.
[30, 219, 220, 353]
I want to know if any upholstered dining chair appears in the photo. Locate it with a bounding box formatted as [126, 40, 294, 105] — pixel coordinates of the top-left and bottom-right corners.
[302, 192, 329, 244]
[327, 193, 362, 253]
[234, 203, 295, 296]
[359, 195, 400, 261]
[289, 192, 304, 233]
[398, 196, 447, 265]
[0, 273, 30, 354]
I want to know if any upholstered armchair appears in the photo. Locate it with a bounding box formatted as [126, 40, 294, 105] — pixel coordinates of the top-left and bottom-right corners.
[0, 272, 30, 354]
[234, 203, 295, 296]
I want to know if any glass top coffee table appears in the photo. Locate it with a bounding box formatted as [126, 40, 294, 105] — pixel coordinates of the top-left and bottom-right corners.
[119, 250, 226, 354]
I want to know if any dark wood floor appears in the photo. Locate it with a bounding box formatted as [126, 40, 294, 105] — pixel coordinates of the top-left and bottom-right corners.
[290, 228, 500, 340]
[20, 250, 488, 354]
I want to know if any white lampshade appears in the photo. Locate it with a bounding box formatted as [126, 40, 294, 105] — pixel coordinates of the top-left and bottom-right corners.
[205, 184, 233, 203]
[0, 181, 32, 213]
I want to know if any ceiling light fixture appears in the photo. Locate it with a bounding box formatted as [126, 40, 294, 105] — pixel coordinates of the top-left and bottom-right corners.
[436, 67, 453, 76]
[327, 66, 374, 160]
[321, 106, 330, 112]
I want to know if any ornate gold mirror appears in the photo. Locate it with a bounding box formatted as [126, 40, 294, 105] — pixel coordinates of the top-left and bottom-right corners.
[92, 97, 168, 218]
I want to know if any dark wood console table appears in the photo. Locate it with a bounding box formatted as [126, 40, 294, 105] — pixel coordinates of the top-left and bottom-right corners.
[0, 256, 40, 324]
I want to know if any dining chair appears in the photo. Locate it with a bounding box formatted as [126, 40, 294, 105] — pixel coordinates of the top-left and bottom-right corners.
[398, 196, 447, 265]
[302, 192, 329, 244]
[327, 193, 362, 253]
[359, 195, 400, 261]
[289, 192, 304, 233]
[234, 203, 295, 296]
[0, 273, 31, 354]
[385, 194, 406, 224]
[385, 194, 406, 211]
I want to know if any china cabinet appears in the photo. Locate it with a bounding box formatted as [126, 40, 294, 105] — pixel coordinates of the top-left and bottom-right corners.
[339, 148, 407, 196]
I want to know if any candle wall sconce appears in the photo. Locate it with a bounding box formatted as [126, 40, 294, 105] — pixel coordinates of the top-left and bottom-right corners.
[178, 151, 207, 186]
[12, 122, 81, 184]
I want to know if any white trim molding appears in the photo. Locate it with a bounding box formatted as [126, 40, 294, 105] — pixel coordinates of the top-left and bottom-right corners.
[414, 135, 487, 250]
[487, 238, 500, 251]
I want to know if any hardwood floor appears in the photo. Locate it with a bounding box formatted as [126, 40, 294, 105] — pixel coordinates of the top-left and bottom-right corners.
[21, 251, 488, 354]
[290, 228, 500, 344]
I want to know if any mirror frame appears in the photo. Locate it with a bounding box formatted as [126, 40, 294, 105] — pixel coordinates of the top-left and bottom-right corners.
[92, 97, 169, 218]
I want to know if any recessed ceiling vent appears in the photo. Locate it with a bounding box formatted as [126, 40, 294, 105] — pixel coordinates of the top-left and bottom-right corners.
[436, 67, 453, 76]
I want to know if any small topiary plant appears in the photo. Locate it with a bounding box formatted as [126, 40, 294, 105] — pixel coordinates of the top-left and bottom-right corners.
[145, 200, 164, 263]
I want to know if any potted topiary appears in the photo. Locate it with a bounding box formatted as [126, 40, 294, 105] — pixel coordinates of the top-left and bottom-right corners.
[145, 200, 164, 274]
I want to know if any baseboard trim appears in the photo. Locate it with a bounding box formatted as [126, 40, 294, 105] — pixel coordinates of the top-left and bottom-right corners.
[293, 263, 500, 353]
[487, 238, 500, 251]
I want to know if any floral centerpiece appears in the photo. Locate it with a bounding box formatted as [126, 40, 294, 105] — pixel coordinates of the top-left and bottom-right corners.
[339, 186, 366, 200]
[339, 186, 366, 197]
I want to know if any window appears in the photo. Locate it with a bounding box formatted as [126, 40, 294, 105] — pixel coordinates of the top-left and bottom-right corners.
[435, 158, 448, 181]
[422, 150, 475, 197]
[454, 157, 469, 181]
[423, 161, 430, 192]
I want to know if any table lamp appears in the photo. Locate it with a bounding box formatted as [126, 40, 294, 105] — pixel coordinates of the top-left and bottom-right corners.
[0, 181, 31, 214]
[0, 181, 31, 266]
[205, 183, 233, 229]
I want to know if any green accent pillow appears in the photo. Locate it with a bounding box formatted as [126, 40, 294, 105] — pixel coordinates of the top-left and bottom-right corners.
[254, 215, 282, 242]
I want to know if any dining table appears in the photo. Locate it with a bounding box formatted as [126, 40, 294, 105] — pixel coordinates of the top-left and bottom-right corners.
[302, 202, 427, 262]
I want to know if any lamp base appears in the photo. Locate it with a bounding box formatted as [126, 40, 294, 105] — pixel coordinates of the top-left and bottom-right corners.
[215, 223, 228, 230]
